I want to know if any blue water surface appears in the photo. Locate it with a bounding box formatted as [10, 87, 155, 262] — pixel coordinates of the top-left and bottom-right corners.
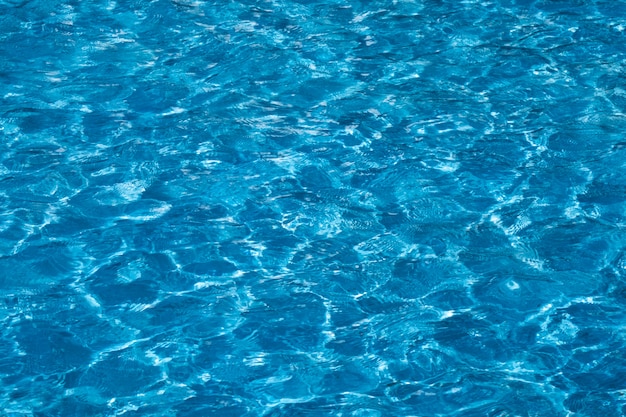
[2, 0, 626, 415]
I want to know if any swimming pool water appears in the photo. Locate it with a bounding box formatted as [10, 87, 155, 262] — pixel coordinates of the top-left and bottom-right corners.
[2, 0, 626, 415]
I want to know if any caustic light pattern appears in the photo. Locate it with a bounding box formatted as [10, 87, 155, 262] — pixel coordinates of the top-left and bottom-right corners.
[1, 0, 626, 416]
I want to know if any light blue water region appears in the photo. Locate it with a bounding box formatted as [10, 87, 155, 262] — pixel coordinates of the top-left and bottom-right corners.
[2, 0, 626, 415]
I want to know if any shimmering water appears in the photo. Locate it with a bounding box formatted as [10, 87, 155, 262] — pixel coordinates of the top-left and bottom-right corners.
[2, 0, 626, 415]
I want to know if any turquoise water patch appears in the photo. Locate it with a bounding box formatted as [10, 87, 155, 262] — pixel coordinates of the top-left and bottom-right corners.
[2, 0, 626, 415]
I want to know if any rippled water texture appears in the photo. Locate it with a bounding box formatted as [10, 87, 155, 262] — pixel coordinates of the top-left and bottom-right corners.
[2, 0, 626, 415]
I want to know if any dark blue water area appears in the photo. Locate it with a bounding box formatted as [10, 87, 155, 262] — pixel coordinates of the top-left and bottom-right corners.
[2, 0, 626, 415]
